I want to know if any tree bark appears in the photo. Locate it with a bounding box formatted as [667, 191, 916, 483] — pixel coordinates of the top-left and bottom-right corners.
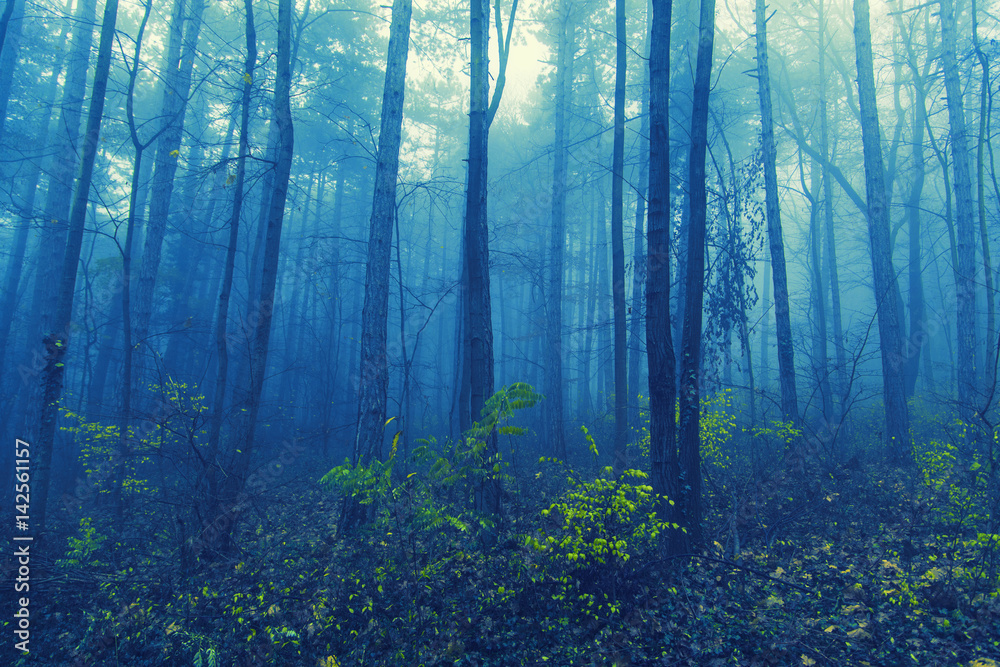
[807, 157, 833, 422]
[215, 0, 294, 553]
[646, 0, 677, 531]
[113, 0, 154, 535]
[817, 0, 848, 418]
[628, 1, 651, 439]
[29, 0, 97, 351]
[853, 0, 909, 453]
[940, 0, 977, 415]
[35, 0, 120, 535]
[465, 0, 499, 517]
[206, 0, 256, 517]
[0, 0, 24, 144]
[133, 0, 206, 393]
[352, 0, 413, 469]
[972, 0, 994, 393]
[545, 0, 572, 460]
[611, 0, 629, 474]
[677, 0, 715, 548]
[756, 0, 799, 427]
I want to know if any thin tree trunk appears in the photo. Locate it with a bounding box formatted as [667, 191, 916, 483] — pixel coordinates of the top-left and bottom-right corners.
[465, 0, 499, 518]
[206, 0, 256, 519]
[646, 0, 677, 529]
[940, 0, 978, 415]
[596, 186, 613, 412]
[216, 0, 294, 554]
[35, 0, 120, 536]
[756, 0, 799, 426]
[133, 0, 206, 394]
[904, 65, 927, 398]
[972, 0, 994, 393]
[808, 157, 833, 422]
[545, 0, 571, 460]
[853, 0, 910, 453]
[113, 0, 154, 535]
[343, 0, 412, 531]
[818, 0, 847, 418]
[610, 0, 629, 474]
[677, 0, 715, 548]
[628, 4, 651, 438]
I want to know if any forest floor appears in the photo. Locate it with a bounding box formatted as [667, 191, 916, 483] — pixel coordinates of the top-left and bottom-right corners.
[8, 430, 1000, 666]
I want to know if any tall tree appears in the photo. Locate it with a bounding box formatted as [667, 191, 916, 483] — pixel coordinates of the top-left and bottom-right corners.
[545, 0, 572, 460]
[113, 0, 155, 535]
[940, 0, 977, 415]
[972, 0, 994, 391]
[215, 0, 294, 552]
[892, 6, 931, 398]
[351, 0, 413, 476]
[755, 0, 799, 426]
[464, 0, 498, 515]
[628, 0, 652, 439]
[677, 0, 716, 547]
[646, 0, 677, 531]
[0, 0, 14, 56]
[28, 0, 97, 350]
[133, 0, 206, 392]
[610, 0, 628, 473]
[35, 0, 120, 535]
[818, 0, 848, 415]
[853, 0, 909, 452]
[206, 0, 257, 512]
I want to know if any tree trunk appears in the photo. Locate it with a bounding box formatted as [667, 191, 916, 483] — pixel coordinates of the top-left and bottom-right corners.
[112, 0, 155, 535]
[133, 0, 206, 394]
[206, 0, 256, 519]
[940, 0, 977, 415]
[611, 0, 629, 474]
[0, 0, 25, 144]
[465, 0, 499, 517]
[817, 0, 848, 418]
[808, 158, 833, 422]
[972, 0, 995, 393]
[646, 0, 677, 529]
[29, 0, 97, 353]
[545, 0, 572, 460]
[351, 0, 413, 471]
[628, 3, 651, 439]
[677, 0, 715, 548]
[756, 0, 799, 426]
[903, 59, 928, 398]
[35, 0, 120, 536]
[853, 0, 909, 453]
[215, 0, 294, 553]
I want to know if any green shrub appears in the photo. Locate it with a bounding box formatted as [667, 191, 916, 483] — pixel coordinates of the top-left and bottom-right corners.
[525, 455, 676, 621]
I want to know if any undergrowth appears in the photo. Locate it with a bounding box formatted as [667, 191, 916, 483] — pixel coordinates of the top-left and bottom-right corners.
[4, 388, 999, 666]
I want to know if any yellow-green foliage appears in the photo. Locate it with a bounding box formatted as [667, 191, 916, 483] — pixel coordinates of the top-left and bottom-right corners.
[528, 468, 672, 567]
[913, 434, 989, 530]
[700, 389, 738, 474]
[525, 463, 677, 619]
[634, 389, 744, 477]
[60, 379, 209, 500]
[749, 418, 802, 450]
[58, 517, 108, 568]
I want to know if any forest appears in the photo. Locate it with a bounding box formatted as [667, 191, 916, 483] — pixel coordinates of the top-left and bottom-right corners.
[0, 0, 999, 663]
